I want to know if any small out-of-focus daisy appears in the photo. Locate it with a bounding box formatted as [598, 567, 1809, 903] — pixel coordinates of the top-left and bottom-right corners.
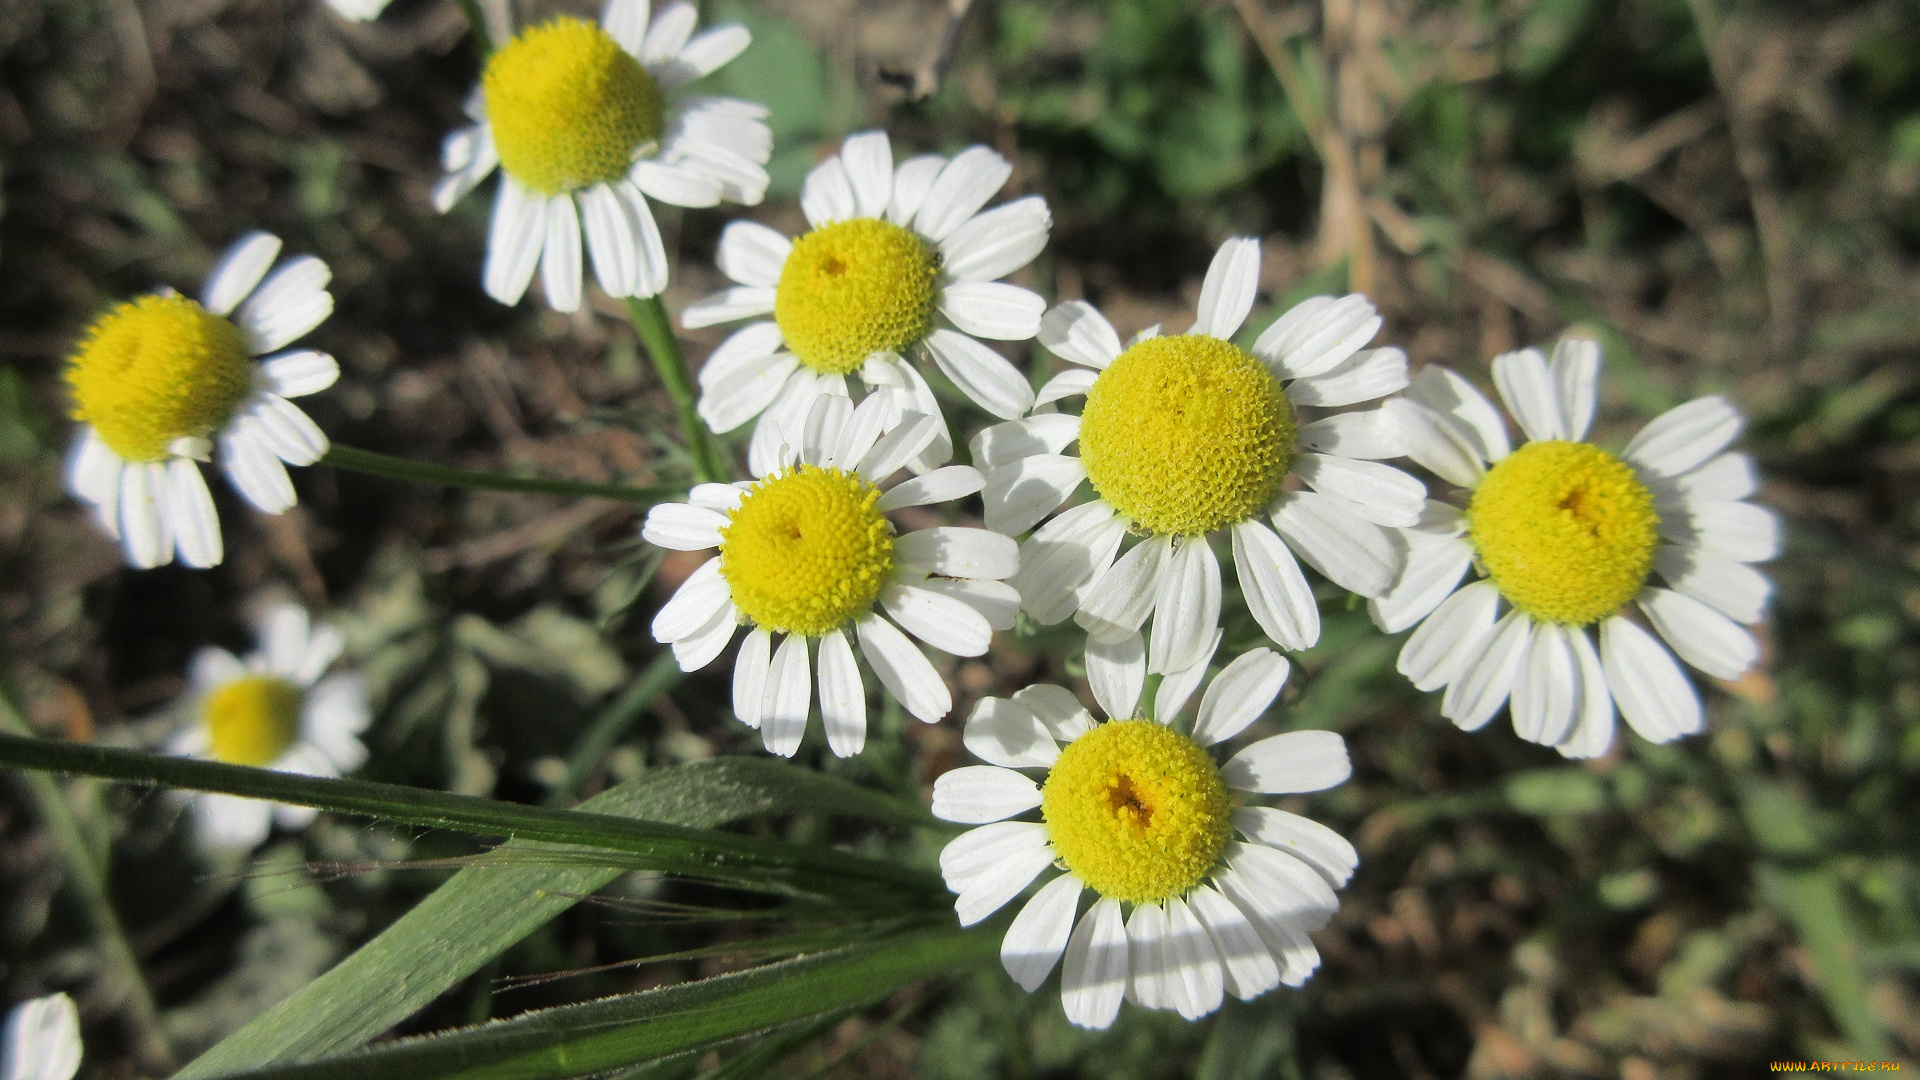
[931, 635, 1353, 1028]
[2, 994, 81, 1080]
[65, 232, 339, 570]
[167, 604, 371, 851]
[1374, 341, 1778, 756]
[684, 129, 1050, 475]
[642, 394, 1020, 757]
[974, 236, 1421, 675]
[435, 0, 771, 312]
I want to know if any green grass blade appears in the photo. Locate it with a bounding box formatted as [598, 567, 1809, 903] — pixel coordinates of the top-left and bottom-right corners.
[195, 929, 992, 1080]
[173, 758, 942, 1077]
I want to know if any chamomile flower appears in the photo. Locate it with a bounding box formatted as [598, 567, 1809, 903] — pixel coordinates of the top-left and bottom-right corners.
[2, 994, 80, 1080]
[683, 129, 1050, 476]
[642, 394, 1021, 757]
[932, 635, 1353, 1028]
[1374, 342, 1778, 756]
[65, 232, 339, 570]
[975, 236, 1422, 675]
[435, 0, 771, 311]
[167, 604, 371, 851]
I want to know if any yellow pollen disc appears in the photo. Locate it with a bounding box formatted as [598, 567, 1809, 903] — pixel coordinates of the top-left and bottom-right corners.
[774, 219, 941, 375]
[1041, 719, 1234, 905]
[1467, 440, 1661, 626]
[203, 675, 304, 767]
[1077, 334, 1294, 537]
[66, 294, 254, 463]
[483, 16, 664, 196]
[718, 465, 896, 637]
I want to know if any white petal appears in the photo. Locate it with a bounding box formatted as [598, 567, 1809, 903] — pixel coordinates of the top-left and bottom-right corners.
[1406, 364, 1510, 462]
[218, 425, 295, 513]
[697, 354, 797, 435]
[1189, 237, 1260, 340]
[237, 255, 332, 355]
[925, 329, 1035, 420]
[1012, 502, 1125, 624]
[940, 196, 1050, 282]
[1061, 899, 1129, 1029]
[1667, 499, 1781, 563]
[1550, 338, 1601, 441]
[895, 526, 1019, 580]
[1653, 544, 1772, 624]
[913, 146, 1012, 242]
[957, 849, 1053, 929]
[1160, 896, 1226, 1020]
[856, 613, 952, 723]
[1251, 294, 1380, 381]
[732, 627, 772, 729]
[202, 231, 284, 316]
[1188, 884, 1282, 1002]
[1674, 452, 1758, 502]
[191, 646, 246, 689]
[854, 411, 942, 481]
[616, 180, 671, 296]
[1288, 346, 1409, 408]
[1086, 632, 1146, 720]
[1295, 407, 1404, 460]
[119, 461, 174, 568]
[833, 130, 893, 218]
[1193, 648, 1289, 746]
[1440, 609, 1533, 732]
[241, 394, 329, 466]
[817, 628, 868, 758]
[1153, 628, 1221, 722]
[1292, 453, 1425, 528]
[674, 601, 738, 672]
[538, 194, 584, 312]
[642, 502, 727, 550]
[940, 820, 1048, 894]
[877, 464, 984, 511]
[259, 350, 339, 399]
[940, 281, 1045, 340]
[1074, 534, 1170, 643]
[1002, 873, 1083, 991]
[982, 455, 1084, 536]
[602, 0, 650, 55]
[631, 159, 724, 208]
[580, 183, 640, 298]
[3, 993, 82, 1080]
[881, 581, 993, 656]
[1368, 535, 1474, 634]
[1233, 806, 1357, 888]
[1214, 868, 1321, 988]
[166, 458, 222, 569]
[1511, 621, 1577, 747]
[1230, 520, 1320, 652]
[799, 393, 853, 467]
[1379, 397, 1484, 488]
[484, 180, 546, 306]
[695, 319, 783, 388]
[798, 155, 858, 227]
[1014, 684, 1095, 742]
[1557, 628, 1616, 760]
[651, 558, 729, 642]
[1624, 396, 1743, 478]
[1147, 535, 1222, 676]
[964, 697, 1059, 769]
[931, 764, 1042, 824]
[1125, 902, 1172, 1012]
[915, 576, 1021, 631]
[1221, 729, 1350, 793]
[1638, 587, 1757, 680]
[638, 0, 696, 63]
[1490, 347, 1564, 443]
[1223, 841, 1340, 930]
[191, 792, 273, 850]
[67, 428, 121, 512]
[1034, 368, 1099, 407]
[1038, 301, 1123, 370]
[1600, 615, 1702, 742]
[714, 220, 791, 288]
[886, 154, 947, 225]
[1397, 579, 1500, 691]
[654, 24, 749, 88]
[1269, 490, 1401, 597]
[760, 633, 812, 757]
[681, 285, 777, 329]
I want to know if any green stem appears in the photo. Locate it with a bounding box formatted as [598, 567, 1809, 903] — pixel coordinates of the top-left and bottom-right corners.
[0, 696, 173, 1071]
[546, 652, 683, 808]
[625, 295, 730, 484]
[324, 445, 681, 506]
[453, 0, 494, 54]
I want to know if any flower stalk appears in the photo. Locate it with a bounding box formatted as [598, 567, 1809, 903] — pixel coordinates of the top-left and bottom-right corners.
[625, 295, 731, 484]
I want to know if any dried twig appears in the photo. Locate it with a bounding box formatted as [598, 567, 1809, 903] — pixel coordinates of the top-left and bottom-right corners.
[875, 0, 977, 101]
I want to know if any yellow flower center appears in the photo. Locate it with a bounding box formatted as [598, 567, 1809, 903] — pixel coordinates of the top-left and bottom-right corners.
[774, 219, 941, 375]
[203, 675, 304, 767]
[1077, 334, 1294, 537]
[483, 16, 664, 196]
[1041, 719, 1234, 905]
[1467, 440, 1661, 626]
[66, 294, 254, 463]
[718, 465, 896, 637]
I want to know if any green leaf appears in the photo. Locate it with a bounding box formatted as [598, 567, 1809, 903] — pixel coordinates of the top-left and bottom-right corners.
[1503, 768, 1610, 816]
[194, 930, 994, 1080]
[174, 756, 942, 1076]
[1756, 865, 1893, 1057]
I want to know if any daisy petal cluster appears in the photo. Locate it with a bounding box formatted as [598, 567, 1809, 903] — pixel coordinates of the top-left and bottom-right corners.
[65, 231, 339, 570]
[932, 636, 1353, 1028]
[684, 129, 1051, 476]
[436, 0, 772, 311]
[973, 236, 1423, 674]
[643, 394, 1020, 756]
[2, 994, 80, 1080]
[168, 604, 371, 851]
[1374, 342, 1778, 755]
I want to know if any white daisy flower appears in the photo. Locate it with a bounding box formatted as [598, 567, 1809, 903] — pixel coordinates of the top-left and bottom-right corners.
[1374, 341, 1779, 756]
[931, 635, 1353, 1029]
[2, 994, 80, 1080]
[167, 604, 371, 851]
[683, 129, 1050, 476]
[64, 231, 340, 570]
[975, 236, 1422, 674]
[641, 393, 1021, 757]
[435, 0, 772, 312]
